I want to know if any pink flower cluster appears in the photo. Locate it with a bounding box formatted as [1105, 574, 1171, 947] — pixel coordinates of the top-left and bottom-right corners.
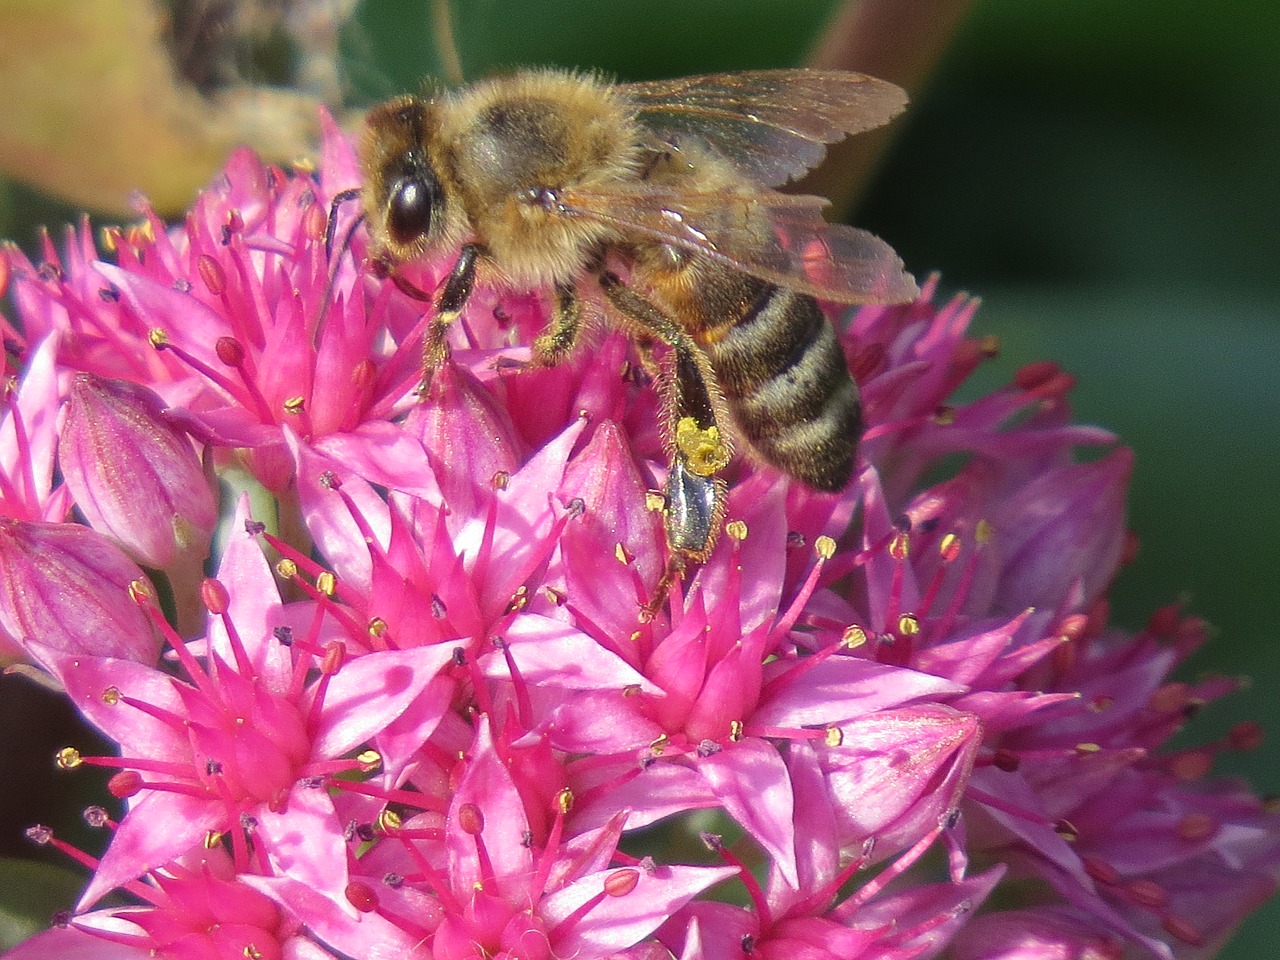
[2, 113, 1276, 960]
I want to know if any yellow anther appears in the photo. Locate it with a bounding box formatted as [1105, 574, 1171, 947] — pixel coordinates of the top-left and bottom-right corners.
[101, 686, 120, 706]
[815, 535, 836, 560]
[644, 490, 666, 512]
[615, 542, 634, 565]
[204, 830, 224, 849]
[889, 531, 910, 560]
[283, 396, 306, 415]
[357, 749, 382, 772]
[939, 533, 962, 561]
[726, 520, 748, 542]
[975, 519, 993, 545]
[933, 406, 956, 425]
[841, 625, 868, 649]
[148, 328, 169, 349]
[55, 747, 82, 770]
[316, 571, 336, 596]
[368, 617, 387, 637]
[378, 808, 402, 832]
[897, 613, 920, 637]
[276, 558, 298, 578]
[556, 787, 575, 814]
[825, 726, 844, 747]
[729, 720, 745, 742]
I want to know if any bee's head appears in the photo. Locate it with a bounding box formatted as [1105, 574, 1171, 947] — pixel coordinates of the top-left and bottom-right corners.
[360, 96, 448, 263]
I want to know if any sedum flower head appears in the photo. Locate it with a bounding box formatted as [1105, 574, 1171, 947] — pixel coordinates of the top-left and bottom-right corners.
[1, 118, 1276, 960]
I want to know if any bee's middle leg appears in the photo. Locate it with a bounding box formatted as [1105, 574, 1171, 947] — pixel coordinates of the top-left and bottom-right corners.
[528, 283, 583, 367]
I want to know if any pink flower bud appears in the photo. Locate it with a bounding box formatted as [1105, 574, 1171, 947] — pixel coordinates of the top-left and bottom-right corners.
[0, 519, 160, 668]
[58, 374, 217, 569]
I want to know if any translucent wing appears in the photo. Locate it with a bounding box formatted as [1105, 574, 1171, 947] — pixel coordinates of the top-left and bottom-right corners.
[620, 69, 907, 187]
[553, 182, 918, 304]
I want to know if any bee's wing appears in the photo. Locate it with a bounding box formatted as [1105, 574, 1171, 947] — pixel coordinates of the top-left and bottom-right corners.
[555, 183, 918, 304]
[619, 70, 907, 187]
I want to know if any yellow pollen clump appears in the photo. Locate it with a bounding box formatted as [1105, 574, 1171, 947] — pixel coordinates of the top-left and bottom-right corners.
[101, 686, 120, 705]
[674, 417, 730, 477]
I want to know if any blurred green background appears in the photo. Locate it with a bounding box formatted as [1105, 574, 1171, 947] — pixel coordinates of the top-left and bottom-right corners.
[1, 0, 1276, 956]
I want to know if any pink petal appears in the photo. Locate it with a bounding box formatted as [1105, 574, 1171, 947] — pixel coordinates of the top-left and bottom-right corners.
[309, 644, 457, 758]
[542, 864, 738, 956]
[80, 791, 220, 908]
[256, 784, 351, 913]
[698, 739, 798, 887]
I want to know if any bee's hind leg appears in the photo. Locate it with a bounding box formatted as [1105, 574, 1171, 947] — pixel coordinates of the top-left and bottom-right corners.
[596, 271, 731, 616]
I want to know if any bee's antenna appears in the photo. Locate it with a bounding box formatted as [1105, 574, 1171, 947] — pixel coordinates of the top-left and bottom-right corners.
[316, 188, 365, 335]
[325, 188, 364, 260]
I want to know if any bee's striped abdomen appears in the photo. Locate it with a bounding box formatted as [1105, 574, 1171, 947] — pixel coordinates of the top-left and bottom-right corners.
[707, 282, 860, 492]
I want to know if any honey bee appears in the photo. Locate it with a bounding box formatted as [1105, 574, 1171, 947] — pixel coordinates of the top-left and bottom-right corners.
[354, 68, 917, 600]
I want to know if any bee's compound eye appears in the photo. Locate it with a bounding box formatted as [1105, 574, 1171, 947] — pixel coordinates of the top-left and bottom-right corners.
[386, 175, 435, 246]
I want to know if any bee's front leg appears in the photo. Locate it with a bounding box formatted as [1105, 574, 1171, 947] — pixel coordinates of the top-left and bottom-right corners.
[422, 243, 484, 385]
